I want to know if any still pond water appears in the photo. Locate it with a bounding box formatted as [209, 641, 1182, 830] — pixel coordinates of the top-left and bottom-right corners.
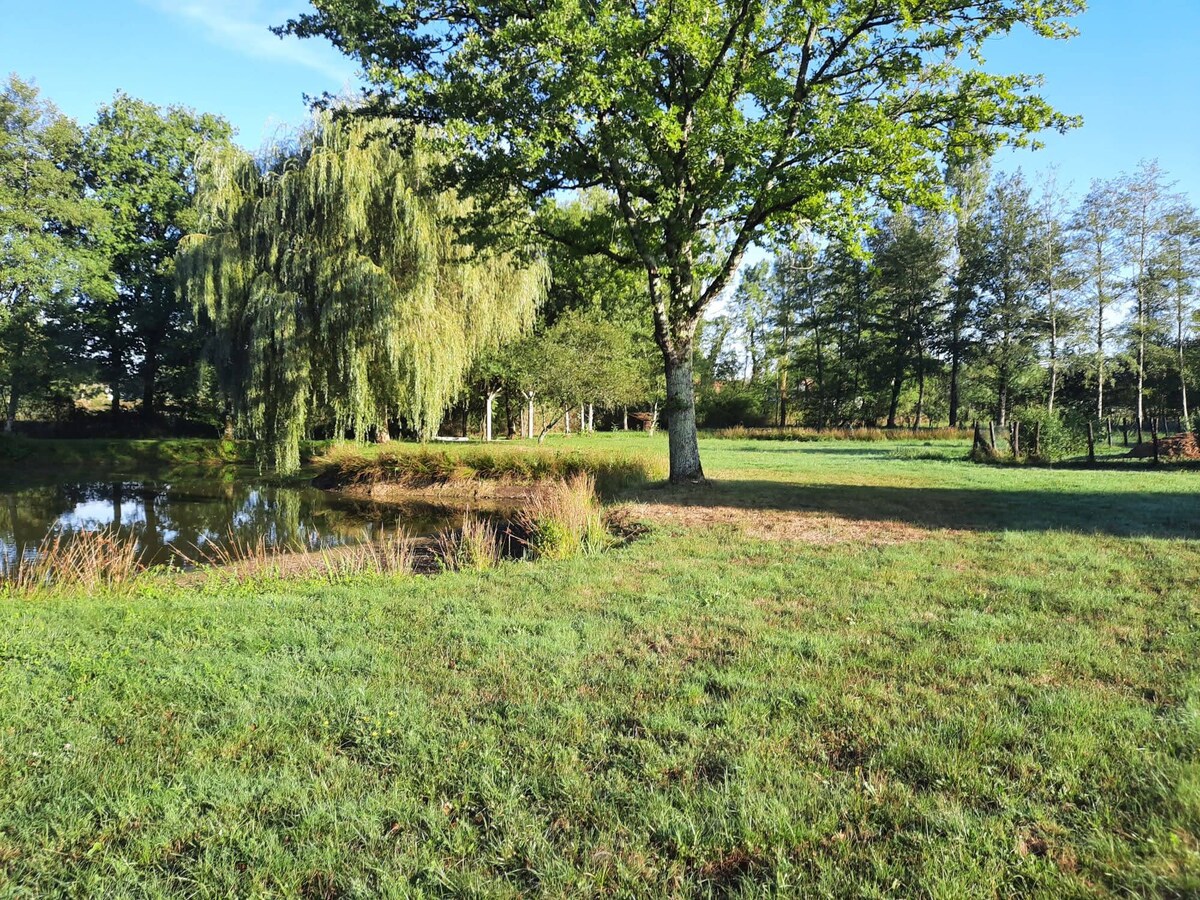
[0, 471, 499, 568]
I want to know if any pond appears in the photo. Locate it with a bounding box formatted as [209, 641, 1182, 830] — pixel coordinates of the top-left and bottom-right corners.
[0, 471, 509, 569]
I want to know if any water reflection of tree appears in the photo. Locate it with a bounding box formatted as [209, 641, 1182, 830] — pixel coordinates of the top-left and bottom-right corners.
[2, 475, 512, 567]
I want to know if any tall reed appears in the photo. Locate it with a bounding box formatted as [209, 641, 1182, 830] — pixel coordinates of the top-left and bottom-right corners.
[436, 515, 503, 571]
[0, 529, 145, 595]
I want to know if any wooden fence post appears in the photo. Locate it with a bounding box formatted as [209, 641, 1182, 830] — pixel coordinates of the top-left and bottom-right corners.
[1086, 422, 1096, 464]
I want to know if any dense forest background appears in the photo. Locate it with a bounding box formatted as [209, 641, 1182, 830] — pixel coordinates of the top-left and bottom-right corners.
[3, 74, 1197, 447]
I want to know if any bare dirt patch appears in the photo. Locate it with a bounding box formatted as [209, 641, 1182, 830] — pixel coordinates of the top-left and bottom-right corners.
[623, 501, 942, 545]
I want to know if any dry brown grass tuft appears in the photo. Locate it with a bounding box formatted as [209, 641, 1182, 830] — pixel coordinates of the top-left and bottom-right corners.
[436, 515, 504, 571]
[0, 529, 146, 595]
[517, 473, 610, 560]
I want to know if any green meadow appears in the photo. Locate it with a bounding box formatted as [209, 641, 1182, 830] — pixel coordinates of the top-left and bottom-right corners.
[1, 434, 1198, 896]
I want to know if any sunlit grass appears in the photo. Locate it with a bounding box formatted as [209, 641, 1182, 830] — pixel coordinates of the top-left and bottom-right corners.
[0, 433, 1197, 895]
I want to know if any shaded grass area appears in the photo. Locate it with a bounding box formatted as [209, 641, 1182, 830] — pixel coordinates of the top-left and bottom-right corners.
[0, 436, 252, 473]
[708, 425, 971, 442]
[1, 434, 1198, 895]
[313, 441, 663, 497]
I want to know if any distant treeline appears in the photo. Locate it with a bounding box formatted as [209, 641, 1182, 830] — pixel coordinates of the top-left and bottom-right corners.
[698, 161, 1199, 435]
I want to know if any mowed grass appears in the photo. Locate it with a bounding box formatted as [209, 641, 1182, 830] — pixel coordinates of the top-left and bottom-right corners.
[1, 433, 1199, 896]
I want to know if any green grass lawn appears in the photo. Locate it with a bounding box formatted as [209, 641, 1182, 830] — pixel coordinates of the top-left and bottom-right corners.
[2, 434, 1198, 896]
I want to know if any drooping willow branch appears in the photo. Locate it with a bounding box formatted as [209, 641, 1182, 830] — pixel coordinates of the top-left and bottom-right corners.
[178, 115, 546, 471]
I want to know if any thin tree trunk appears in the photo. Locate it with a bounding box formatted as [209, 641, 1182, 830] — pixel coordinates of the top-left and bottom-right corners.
[1179, 297, 1190, 422]
[886, 370, 903, 429]
[1048, 306, 1059, 415]
[948, 354, 962, 428]
[914, 345, 925, 430]
[484, 391, 495, 442]
[141, 335, 160, 420]
[4, 384, 17, 433]
[525, 392, 535, 439]
[588, 403, 594, 432]
[503, 389, 516, 438]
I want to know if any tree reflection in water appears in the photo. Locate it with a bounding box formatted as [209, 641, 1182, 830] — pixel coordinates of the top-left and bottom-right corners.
[0, 475, 510, 567]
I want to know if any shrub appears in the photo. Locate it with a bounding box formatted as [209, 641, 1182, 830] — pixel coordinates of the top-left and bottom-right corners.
[518, 474, 610, 560]
[1009, 408, 1088, 463]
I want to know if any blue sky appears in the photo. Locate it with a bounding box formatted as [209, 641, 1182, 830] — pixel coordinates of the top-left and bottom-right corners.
[1, 0, 1197, 199]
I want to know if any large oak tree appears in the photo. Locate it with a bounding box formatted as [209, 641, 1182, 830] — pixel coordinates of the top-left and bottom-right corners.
[283, 0, 1083, 481]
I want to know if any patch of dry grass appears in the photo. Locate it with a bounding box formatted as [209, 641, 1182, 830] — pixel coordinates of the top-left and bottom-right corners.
[312, 442, 661, 497]
[0, 529, 145, 596]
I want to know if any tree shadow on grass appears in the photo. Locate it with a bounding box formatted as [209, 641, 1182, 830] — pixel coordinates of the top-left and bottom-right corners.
[637, 479, 1200, 539]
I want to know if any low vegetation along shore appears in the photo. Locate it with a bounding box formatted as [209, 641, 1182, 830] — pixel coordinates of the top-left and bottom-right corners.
[310, 441, 663, 499]
[0, 434, 1197, 895]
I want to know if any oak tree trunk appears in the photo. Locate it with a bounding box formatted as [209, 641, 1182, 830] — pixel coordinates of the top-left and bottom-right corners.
[664, 348, 703, 483]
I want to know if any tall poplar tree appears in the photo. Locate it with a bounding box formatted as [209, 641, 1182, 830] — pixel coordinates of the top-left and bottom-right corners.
[1072, 180, 1123, 421]
[1153, 205, 1199, 422]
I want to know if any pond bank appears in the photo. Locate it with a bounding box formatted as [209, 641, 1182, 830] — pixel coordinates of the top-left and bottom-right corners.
[311, 441, 662, 499]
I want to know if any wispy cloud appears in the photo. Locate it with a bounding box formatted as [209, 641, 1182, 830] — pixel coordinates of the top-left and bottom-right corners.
[140, 0, 356, 84]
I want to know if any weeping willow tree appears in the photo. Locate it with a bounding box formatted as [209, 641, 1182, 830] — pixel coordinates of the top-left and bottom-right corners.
[178, 115, 545, 471]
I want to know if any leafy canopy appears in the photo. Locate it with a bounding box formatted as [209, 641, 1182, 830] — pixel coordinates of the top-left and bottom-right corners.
[0, 75, 107, 422]
[178, 114, 546, 470]
[284, 0, 1083, 353]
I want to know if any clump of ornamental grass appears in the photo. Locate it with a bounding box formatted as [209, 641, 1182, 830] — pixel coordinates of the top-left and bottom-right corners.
[517, 473, 611, 561]
[0, 529, 146, 596]
[436, 515, 504, 572]
[187, 529, 416, 582]
[318, 530, 415, 580]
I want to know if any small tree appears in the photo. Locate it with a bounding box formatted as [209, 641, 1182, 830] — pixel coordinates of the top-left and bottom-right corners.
[515, 311, 647, 443]
[1152, 204, 1200, 421]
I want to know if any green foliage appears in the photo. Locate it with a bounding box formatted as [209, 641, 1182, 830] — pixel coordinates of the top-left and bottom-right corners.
[0, 435, 251, 470]
[81, 94, 233, 418]
[178, 114, 547, 471]
[0, 76, 107, 427]
[972, 173, 1045, 421]
[283, 0, 1083, 481]
[1012, 406, 1087, 462]
[507, 309, 654, 439]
